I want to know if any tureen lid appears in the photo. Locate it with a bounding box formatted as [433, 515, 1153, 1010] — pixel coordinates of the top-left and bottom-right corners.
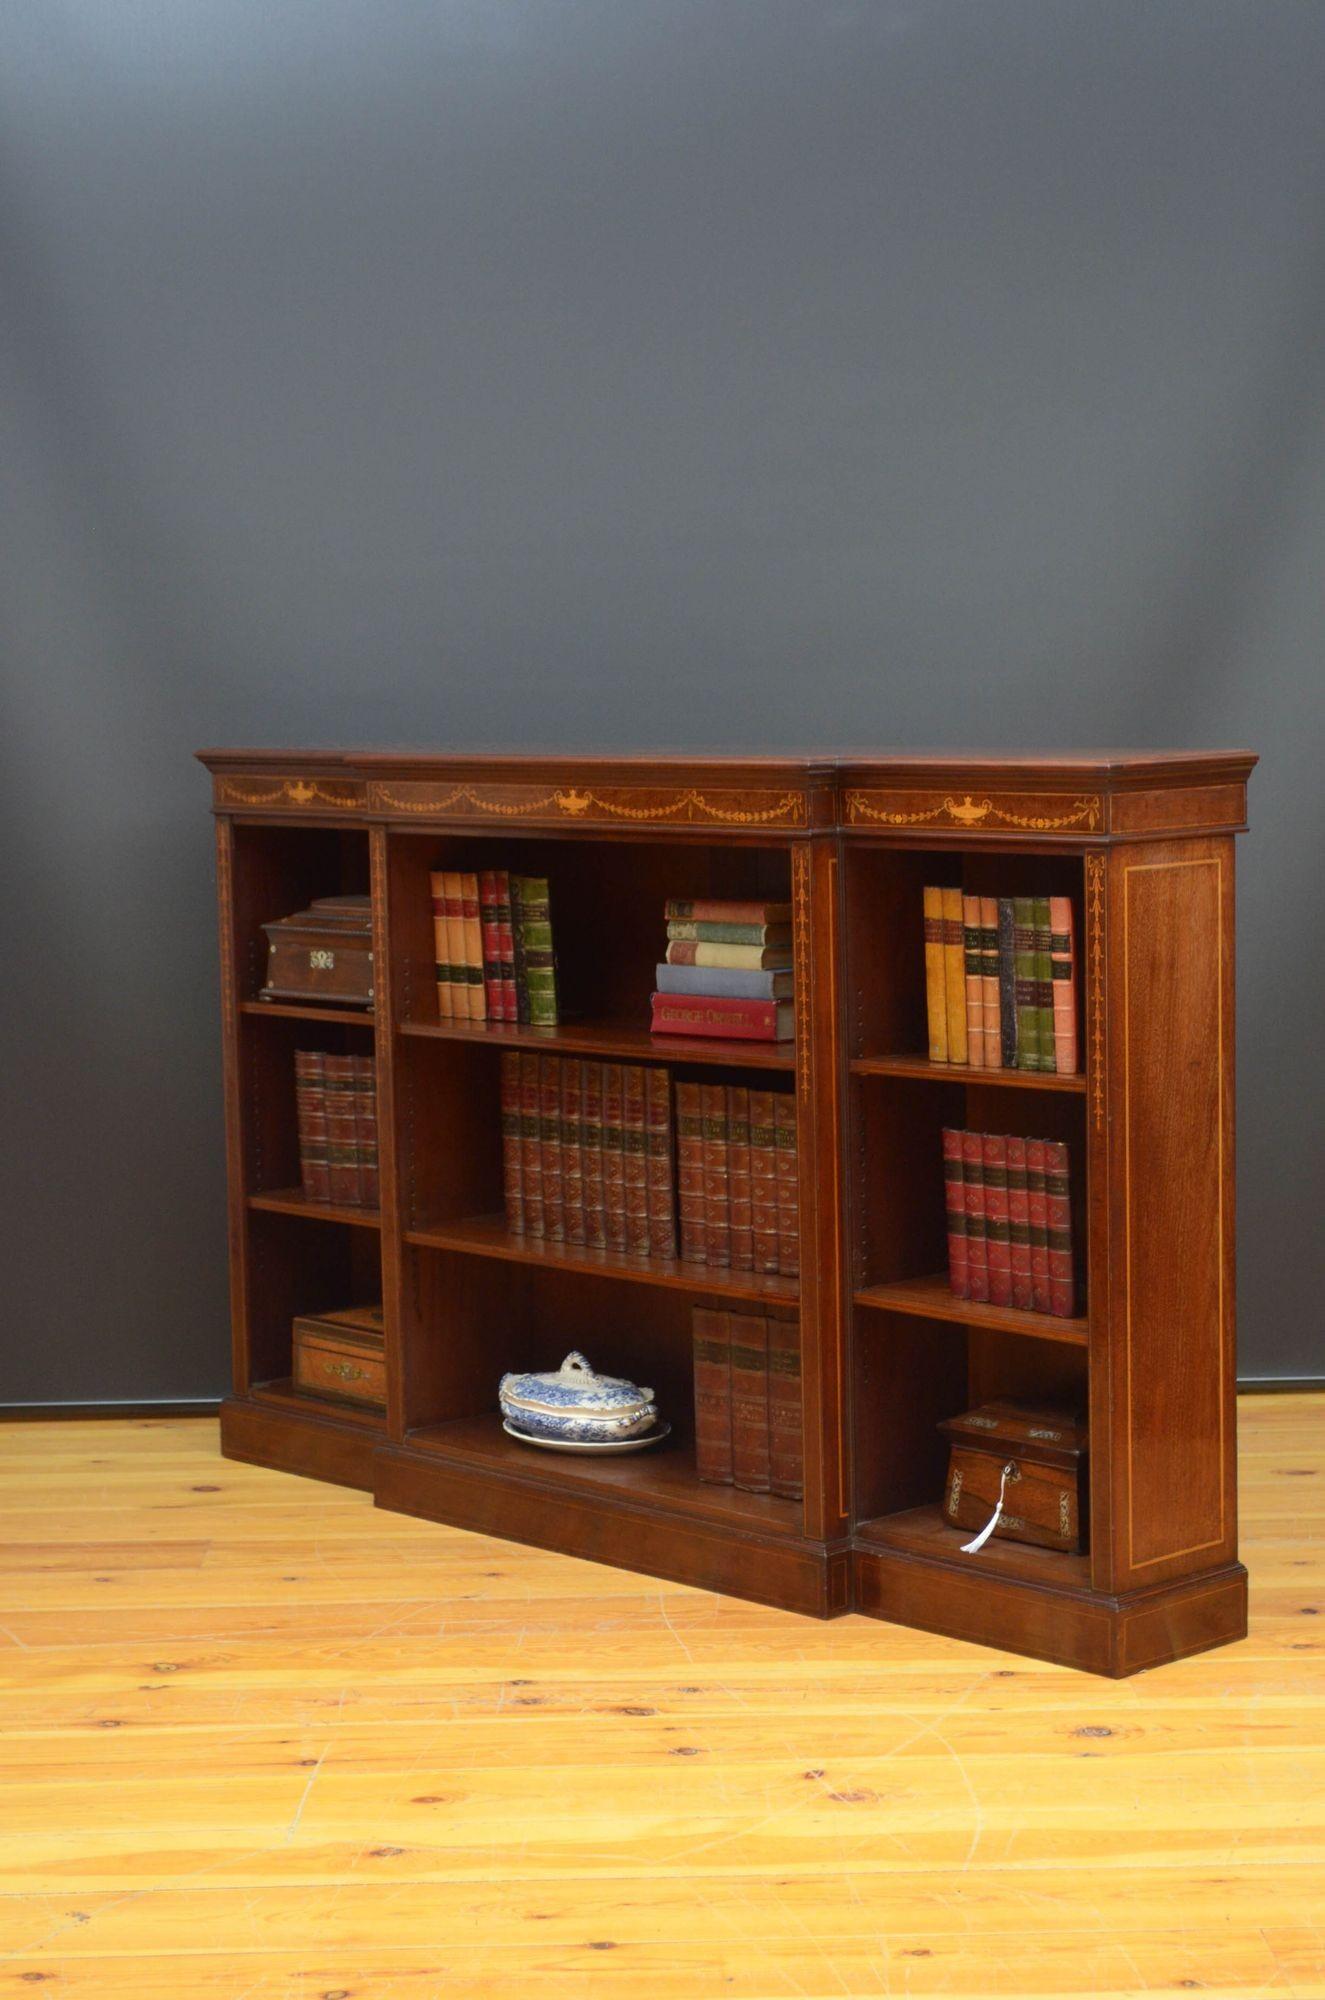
[499, 1351, 654, 1417]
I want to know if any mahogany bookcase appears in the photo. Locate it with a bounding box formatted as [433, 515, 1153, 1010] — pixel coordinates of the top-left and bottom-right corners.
[200, 749, 1255, 1676]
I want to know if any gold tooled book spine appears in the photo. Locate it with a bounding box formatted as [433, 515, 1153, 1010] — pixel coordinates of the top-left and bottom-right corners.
[923, 885, 948, 1062]
[941, 886, 968, 1065]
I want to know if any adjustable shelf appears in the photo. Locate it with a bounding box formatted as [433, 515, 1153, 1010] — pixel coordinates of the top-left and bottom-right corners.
[399, 1015, 794, 1071]
[851, 1053, 1086, 1094]
[247, 1188, 381, 1228]
[241, 999, 376, 1029]
[855, 1270, 1089, 1347]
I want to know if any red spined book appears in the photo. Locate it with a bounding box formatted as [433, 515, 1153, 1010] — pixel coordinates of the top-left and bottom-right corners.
[748, 1089, 780, 1274]
[774, 1094, 799, 1277]
[294, 1050, 330, 1201]
[623, 1065, 650, 1255]
[645, 1066, 676, 1258]
[353, 1055, 379, 1210]
[601, 1064, 627, 1251]
[941, 1125, 967, 1297]
[960, 1129, 989, 1303]
[730, 1313, 771, 1493]
[1044, 1139, 1076, 1317]
[499, 1050, 523, 1232]
[666, 899, 791, 924]
[692, 1307, 733, 1485]
[701, 1083, 731, 1268]
[1049, 896, 1079, 1075]
[982, 1132, 1011, 1307]
[518, 1053, 544, 1237]
[1025, 1137, 1051, 1312]
[650, 993, 794, 1042]
[539, 1055, 564, 1242]
[460, 873, 485, 1023]
[1005, 1135, 1033, 1310]
[726, 1086, 754, 1272]
[323, 1054, 362, 1206]
[561, 1058, 585, 1246]
[674, 1080, 707, 1264]
[581, 1062, 606, 1248]
[478, 872, 507, 1024]
[428, 871, 454, 1022]
[767, 1316, 803, 1499]
[963, 894, 986, 1068]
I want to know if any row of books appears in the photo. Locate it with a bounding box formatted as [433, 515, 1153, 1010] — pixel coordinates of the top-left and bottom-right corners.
[651, 898, 795, 1043]
[500, 1053, 675, 1254]
[294, 1053, 379, 1208]
[942, 1127, 1076, 1317]
[923, 888, 1078, 1074]
[693, 1307, 802, 1496]
[431, 870, 560, 1025]
[677, 1082, 799, 1274]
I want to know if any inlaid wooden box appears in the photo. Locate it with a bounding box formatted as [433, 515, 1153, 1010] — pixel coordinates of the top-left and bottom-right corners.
[292, 1304, 386, 1410]
[940, 1401, 1088, 1553]
[260, 896, 374, 1007]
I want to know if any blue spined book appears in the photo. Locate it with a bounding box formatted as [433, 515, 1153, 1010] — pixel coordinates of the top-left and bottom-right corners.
[655, 962, 793, 1000]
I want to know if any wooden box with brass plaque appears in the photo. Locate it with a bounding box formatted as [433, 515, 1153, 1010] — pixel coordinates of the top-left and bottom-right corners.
[293, 1304, 386, 1410]
[260, 896, 375, 1007]
[939, 1402, 1087, 1554]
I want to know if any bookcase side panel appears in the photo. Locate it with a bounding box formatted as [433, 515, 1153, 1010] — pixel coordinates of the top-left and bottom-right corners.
[214, 816, 251, 1393]
[1100, 834, 1238, 1593]
[369, 826, 407, 1441]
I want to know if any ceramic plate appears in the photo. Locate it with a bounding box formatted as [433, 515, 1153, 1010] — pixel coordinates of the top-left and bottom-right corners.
[501, 1418, 673, 1455]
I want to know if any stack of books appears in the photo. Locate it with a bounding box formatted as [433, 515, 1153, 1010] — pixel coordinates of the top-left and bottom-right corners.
[294, 1052, 378, 1208]
[941, 1126, 1076, 1317]
[430, 870, 559, 1026]
[692, 1307, 803, 1497]
[922, 889, 1078, 1073]
[675, 1085, 798, 1275]
[650, 899, 794, 1042]
[499, 1052, 675, 1254]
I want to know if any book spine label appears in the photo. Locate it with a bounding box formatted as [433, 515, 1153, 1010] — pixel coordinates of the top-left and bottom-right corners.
[1044, 1139, 1076, 1317]
[979, 894, 1002, 1070]
[428, 871, 454, 1022]
[623, 1065, 650, 1255]
[774, 1094, 799, 1277]
[478, 871, 507, 1023]
[645, 1066, 676, 1258]
[666, 899, 791, 924]
[767, 1316, 803, 1499]
[665, 941, 792, 970]
[726, 1086, 754, 1272]
[941, 1125, 968, 1297]
[1005, 1135, 1033, 1311]
[1013, 897, 1040, 1071]
[962, 894, 986, 1068]
[692, 1307, 734, 1484]
[1025, 1137, 1051, 1311]
[666, 920, 792, 945]
[941, 887, 968, 1064]
[674, 1080, 707, 1264]
[701, 1082, 731, 1267]
[581, 1062, 606, 1248]
[539, 1055, 565, 1241]
[922, 885, 949, 1064]
[1033, 896, 1056, 1073]
[997, 897, 1019, 1069]
[323, 1054, 362, 1206]
[294, 1049, 330, 1201]
[494, 871, 519, 1023]
[601, 1063, 626, 1251]
[499, 1051, 524, 1233]
[561, 1057, 585, 1246]
[960, 1128, 989, 1302]
[749, 1089, 780, 1274]
[354, 1055, 379, 1210]
[513, 876, 559, 1025]
[460, 873, 485, 1023]
[518, 1052, 544, 1237]
[649, 995, 789, 1041]
[729, 1312, 771, 1493]
[1049, 895, 1078, 1074]
[982, 1131, 1011, 1307]
[655, 962, 793, 1000]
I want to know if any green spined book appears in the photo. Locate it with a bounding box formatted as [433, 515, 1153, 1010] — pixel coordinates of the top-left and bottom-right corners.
[1012, 897, 1041, 1072]
[1032, 895, 1055, 1073]
[510, 876, 559, 1025]
[665, 920, 792, 946]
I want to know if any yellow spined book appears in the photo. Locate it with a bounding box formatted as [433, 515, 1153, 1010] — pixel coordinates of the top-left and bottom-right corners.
[923, 886, 948, 1062]
[941, 886, 968, 1064]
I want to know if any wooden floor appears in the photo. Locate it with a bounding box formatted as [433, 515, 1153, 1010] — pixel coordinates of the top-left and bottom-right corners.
[0, 1398, 1321, 1997]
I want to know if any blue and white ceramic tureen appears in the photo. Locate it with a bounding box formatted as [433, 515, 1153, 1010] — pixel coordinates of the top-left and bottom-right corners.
[499, 1352, 659, 1443]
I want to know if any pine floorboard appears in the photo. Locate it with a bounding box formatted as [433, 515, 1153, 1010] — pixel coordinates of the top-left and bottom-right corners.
[0, 1398, 1321, 1997]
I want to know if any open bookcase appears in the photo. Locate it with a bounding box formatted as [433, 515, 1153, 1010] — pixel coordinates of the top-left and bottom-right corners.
[203, 749, 1255, 1674]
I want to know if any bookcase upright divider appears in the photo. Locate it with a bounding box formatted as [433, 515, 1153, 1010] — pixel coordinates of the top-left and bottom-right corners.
[203, 747, 1255, 1673]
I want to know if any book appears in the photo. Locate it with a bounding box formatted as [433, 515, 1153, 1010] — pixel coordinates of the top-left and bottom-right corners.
[962, 893, 986, 1068]
[701, 1083, 731, 1267]
[1033, 896, 1056, 1073]
[767, 1316, 803, 1500]
[353, 1055, 379, 1209]
[665, 940, 792, 970]
[623, 1065, 650, 1254]
[674, 1080, 707, 1264]
[666, 899, 791, 924]
[922, 886, 949, 1064]
[726, 1086, 754, 1272]
[980, 895, 1002, 1070]
[1005, 1135, 1033, 1310]
[982, 1131, 1011, 1308]
[692, 1307, 733, 1484]
[539, 1055, 565, 1241]
[323, 1054, 362, 1206]
[601, 1064, 627, 1251]
[499, 1051, 524, 1232]
[509, 874, 529, 1024]
[428, 871, 455, 1022]
[666, 920, 792, 946]
[1025, 1137, 1051, 1312]
[730, 1313, 771, 1493]
[561, 1058, 585, 1246]
[1013, 897, 1041, 1072]
[478, 871, 507, 1023]
[494, 871, 519, 1023]
[961, 1128, 988, 1303]
[294, 1050, 330, 1201]
[649, 993, 794, 1042]
[511, 876, 559, 1025]
[996, 898, 1019, 1069]
[941, 1125, 967, 1297]
[518, 1052, 544, 1237]
[1044, 1139, 1076, 1317]
[941, 887, 968, 1065]
[749, 1089, 780, 1274]
[581, 1062, 606, 1249]
[460, 873, 485, 1023]
[1049, 896, 1078, 1074]
[655, 961, 794, 1000]
[774, 1093, 799, 1277]
[645, 1066, 676, 1258]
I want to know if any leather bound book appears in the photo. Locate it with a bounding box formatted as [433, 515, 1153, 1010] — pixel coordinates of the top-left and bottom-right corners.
[979, 895, 1002, 1069]
[941, 887, 968, 1064]
[922, 885, 949, 1063]
[518, 1052, 545, 1237]
[650, 993, 794, 1041]
[560, 1058, 585, 1246]
[353, 1055, 379, 1210]
[774, 1093, 800, 1277]
[428, 871, 454, 1022]
[962, 893, 986, 1068]
[666, 919, 792, 946]
[665, 939, 792, 970]
[941, 1125, 968, 1297]
[692, 1306, 733, 1484]
[1049, 896, 1079, 1074]
[509, 875, 529, 1023]
[749, 1089, 780, 1274]
[767, 1316, 803, 1500]
[494, 871, 519, 1023]
[460, 874, 486, 1023]
[499, 1051, 524, 1233]
[646, 1066, 676, 1258]
[323, 1054, 362, 1206]
[1033, 895, 1055, 1073]
[1005, 1135, 1033, 1310]
[623, 1065, 650, 1255]
[581, 1062, 607, 1249]
[981, 1131, 1012, 1308]
[512, 876, 560, 1025]
[1013, 897, 1040, 1072]
[960, 1128, 989, 1303]
[294, 1050, 330, 1201]
[441, 874, 467, 1022]
[601, 1063, 627, 1251]
[729, 1312, 771, 1493]
[997, 898, 1019, 1069]
[726, 1086, 754, 1272]
[674, 1080, 707, 1264]
[1025, 1137, 1051, 1312]
[539, 1055, 565, 1241]
[666, 899, 791, 924]
[701, 1082, 731, 1268]
[1044, 1140, 1076, 1317]
[478, 871, 507, 1023]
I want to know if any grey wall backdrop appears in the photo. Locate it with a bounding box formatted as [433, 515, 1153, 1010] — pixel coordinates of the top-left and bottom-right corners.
[2, 0, 1321, 1401]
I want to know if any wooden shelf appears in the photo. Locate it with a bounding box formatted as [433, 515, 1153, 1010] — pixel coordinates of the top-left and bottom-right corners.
[251, 1376, 386, 1432]
[855, 1502, 1091, 1591]
[851, 1052, 1086, 1093]
[405, 1212, 799, 1304]
[240, 999, 376, 1028]
[854, 1270, 1088, 1346]
[247, 1188, 381, 1229]
[398, 1015, 795, 1071]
